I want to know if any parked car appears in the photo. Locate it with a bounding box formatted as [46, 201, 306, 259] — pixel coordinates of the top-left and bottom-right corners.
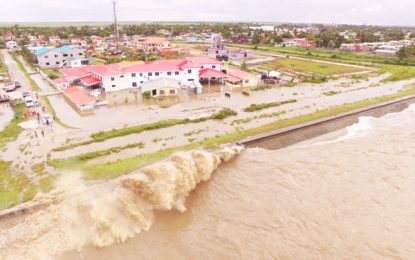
[3, 83, 16, 92]
[14, 81, 21, 88]
[41, 113, 52, 124]
[22, 92, 30, 98]
[24, 96, 34, 107]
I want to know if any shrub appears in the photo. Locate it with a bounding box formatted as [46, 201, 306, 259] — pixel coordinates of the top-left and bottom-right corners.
[244, 99, 297, 112]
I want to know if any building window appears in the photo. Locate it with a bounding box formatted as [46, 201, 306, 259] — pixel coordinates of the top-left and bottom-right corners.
[159, 90, 165, 95]
[212, 65, 216, 69]
[111, 77, 115, 81]
[79, 53, 82, 56]
[120, 75, 124, 78]
[175, 71, 179, 75]
[155, 72, 159, 76]
[112, 85, 116, 88]
[54, 55, 58, 58]
[70, 54, 73, 57]
[201, 66, 204, 69]
[132, 82, 137, 87]
[188, 79, 194, 82]
[187, 69, 192, 74]
[56, 61, 60, 65]
[45, 55, 49, 58]
[148, 72, 152, 76]
[139, 73, 143, 77]
[245, 79, 249, 83]
[140, 81, 143, 83]
[63, 54, 68, 57]
[46, 62, 50, 65]
[132, 73, 136, 77]
[169, 89, 175, 94]
[167, 72, 172, 76]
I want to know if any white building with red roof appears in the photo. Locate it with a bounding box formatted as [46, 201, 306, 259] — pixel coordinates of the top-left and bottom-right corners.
[57, 57, 222, 93]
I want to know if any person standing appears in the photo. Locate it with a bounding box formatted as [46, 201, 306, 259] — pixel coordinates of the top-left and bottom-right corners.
[41, 129, 44, 137]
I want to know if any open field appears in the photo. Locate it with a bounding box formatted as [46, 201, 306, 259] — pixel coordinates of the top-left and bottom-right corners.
[227, 44, 415, 83]
[257, 58, 365, 77]
[228, 43, 415, 66]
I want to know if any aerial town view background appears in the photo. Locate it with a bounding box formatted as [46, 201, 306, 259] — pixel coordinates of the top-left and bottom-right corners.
[1, 0, 415, 259]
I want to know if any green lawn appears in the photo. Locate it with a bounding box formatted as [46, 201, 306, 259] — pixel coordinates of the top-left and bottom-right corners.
[257, 58, 364, 76]
[0, 104, 27, 148]
[41, 68, 62, 80]
[0, 161, 53, 210]
[379, 65, 415, 82]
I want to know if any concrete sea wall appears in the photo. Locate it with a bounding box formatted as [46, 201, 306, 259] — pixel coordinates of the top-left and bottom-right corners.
[239, 94, 415, 149]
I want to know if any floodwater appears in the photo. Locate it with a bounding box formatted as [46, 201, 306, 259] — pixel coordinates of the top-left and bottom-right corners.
[2, 105, 415, 259]
[0, 102, 13, 131]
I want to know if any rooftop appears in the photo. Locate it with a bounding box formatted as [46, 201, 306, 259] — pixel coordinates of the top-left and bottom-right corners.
[63, 86, 95, 106]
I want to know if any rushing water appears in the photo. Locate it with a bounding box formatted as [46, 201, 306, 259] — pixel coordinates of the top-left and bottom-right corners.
[2, 105, 415, 259]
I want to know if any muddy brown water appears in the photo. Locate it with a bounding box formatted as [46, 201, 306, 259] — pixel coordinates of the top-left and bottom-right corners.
[1, 105, 415, 259]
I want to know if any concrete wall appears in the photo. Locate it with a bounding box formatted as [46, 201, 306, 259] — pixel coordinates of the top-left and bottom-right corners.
[239, 95, 415, 150]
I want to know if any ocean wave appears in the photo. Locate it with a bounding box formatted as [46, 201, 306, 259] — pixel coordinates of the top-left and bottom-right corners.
[0, 146, 244, 259]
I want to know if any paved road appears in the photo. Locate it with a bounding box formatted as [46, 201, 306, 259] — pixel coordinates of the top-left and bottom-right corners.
[1, 50, 34, 94]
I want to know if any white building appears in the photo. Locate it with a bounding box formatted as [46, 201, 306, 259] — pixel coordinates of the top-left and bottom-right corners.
[36, 45, 85, 68]
[6, 41, 19, 49]
[59, 57, 222, 93]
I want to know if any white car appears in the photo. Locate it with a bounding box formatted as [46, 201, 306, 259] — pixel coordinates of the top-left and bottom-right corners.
[24, 96, 34, 107]
[41, 113, 53, 124]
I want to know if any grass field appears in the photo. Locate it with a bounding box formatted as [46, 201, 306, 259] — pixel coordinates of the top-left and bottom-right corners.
[0, 104, 27, 148]
[0, 161, 53, 210]
[257, 58, 364, 77]
[228, 43, 415, 67]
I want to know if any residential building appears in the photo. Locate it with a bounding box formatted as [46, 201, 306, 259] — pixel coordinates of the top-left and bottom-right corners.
[280, 38, 316, 48]
[48, 35, 61, 45]
[141, 78, 181, 97]
[70, 38, 87, 47]
[3, 32, 16, 41]
[6, 41, 19, 49]
[36, 45, 85, 68]
[134, 37, 171, 53]
[225, 69, 260, 88]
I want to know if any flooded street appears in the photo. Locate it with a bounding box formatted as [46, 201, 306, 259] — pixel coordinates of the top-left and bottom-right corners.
[0, 102, 13, 131]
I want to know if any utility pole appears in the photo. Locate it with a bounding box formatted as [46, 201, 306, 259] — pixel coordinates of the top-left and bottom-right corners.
[112, 0, 119, 52]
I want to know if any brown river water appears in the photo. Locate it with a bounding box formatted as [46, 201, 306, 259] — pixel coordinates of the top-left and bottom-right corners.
[1, 104, 415, 259]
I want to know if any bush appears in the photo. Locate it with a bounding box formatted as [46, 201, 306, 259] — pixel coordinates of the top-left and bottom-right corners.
[244, 99, 297, 112]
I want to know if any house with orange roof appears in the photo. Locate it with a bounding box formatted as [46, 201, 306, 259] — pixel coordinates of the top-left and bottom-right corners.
[225, 69, 260, 88]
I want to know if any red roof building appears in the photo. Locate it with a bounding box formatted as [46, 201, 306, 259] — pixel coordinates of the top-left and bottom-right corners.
[63, 86, 95, 108]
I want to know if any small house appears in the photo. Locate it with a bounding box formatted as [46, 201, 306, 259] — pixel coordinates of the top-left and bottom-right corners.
[141, 78, 181, 97]
[225, 69, 260, 88]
